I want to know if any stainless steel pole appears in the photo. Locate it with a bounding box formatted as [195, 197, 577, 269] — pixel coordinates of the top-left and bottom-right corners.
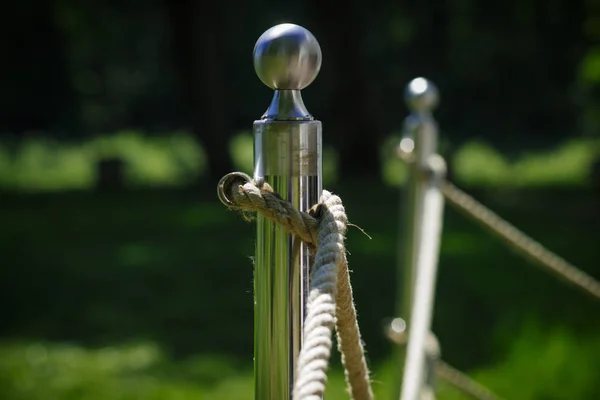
[392, 78, 444, 400]
[251, 23, 323, 400]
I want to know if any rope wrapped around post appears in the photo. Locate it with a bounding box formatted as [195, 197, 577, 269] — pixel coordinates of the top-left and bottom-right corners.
[219, 173, 374, 400]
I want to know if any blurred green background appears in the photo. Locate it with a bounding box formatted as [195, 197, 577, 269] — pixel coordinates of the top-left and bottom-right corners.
[2, 0, 600, 399]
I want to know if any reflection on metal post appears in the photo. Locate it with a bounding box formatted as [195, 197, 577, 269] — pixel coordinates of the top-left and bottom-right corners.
[251, 24, 323, 400]
[393, 78, 446, 400]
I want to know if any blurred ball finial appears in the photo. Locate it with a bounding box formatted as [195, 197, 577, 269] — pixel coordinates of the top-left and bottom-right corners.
[253, 23, 322, 90]
[405, 77, 439, 113]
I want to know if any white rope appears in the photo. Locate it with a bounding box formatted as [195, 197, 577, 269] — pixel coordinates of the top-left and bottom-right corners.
[293, 190, 373, 400]
[223, 180, 374, 400]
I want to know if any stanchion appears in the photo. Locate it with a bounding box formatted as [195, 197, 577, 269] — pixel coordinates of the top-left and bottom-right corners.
[219, 23, 323, 400]
[391, 77, 446, 400]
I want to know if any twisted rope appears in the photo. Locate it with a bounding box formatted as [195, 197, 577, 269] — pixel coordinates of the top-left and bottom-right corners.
[441, 181, 600, 301]
[397, 149, 600, 301]
[228, 180, 319, 246]
[224, 178, 373, 400]
[436, 361, 503, 400]
[335, 249, 373, 400]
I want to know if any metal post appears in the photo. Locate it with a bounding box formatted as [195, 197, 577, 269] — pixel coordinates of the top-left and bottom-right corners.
[392, 78, 446, 400]
[251, 24, 322, 400]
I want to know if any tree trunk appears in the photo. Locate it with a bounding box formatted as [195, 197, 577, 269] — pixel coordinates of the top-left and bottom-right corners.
[164, 0, 233, 182]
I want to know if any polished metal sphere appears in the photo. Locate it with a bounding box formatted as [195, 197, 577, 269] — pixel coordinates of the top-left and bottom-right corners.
[404, 77, 439, 113]
[253, 23, 322, 90]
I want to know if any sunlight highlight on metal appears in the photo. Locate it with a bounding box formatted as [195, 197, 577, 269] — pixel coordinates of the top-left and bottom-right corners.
[391, 317, 407, 334]
[405, 77, 439, 114]
[217, 172, 252, 207]
[252, 23, 323, 400]
[399, 138, 415, 154]
[408, 78, 428, 95]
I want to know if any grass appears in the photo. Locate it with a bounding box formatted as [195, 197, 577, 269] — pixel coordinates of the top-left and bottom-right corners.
[0, 340, 390, 400]
[1, 182, 598, 398]
[0, 132, 599, 398]
[382, 134, 600, 188]
[452, 139, 600, 188]
[3, 326, 600, 399]
[0, 131, 598, 191]
[0, 131, 205, 191]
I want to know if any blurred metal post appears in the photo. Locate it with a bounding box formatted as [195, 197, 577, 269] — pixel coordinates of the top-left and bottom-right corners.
[392, 78, 446, 400]
[251, 24, 323, 400]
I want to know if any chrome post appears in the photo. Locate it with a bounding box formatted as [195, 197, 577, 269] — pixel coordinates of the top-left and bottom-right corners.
[251, 23, 323, 400]
[392, 78, 446, 400]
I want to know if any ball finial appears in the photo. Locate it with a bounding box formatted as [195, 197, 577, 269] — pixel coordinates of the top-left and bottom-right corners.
[405, 77, 439, 113]
[253, 23, 322, 90]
